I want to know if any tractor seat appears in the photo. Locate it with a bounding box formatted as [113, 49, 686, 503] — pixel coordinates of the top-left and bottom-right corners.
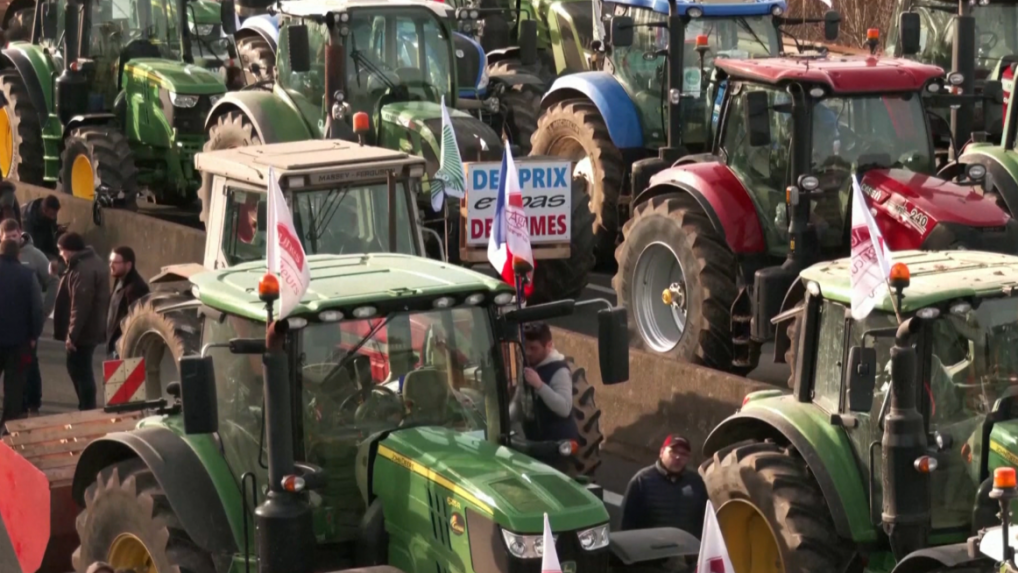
[401, 368, 452, 425]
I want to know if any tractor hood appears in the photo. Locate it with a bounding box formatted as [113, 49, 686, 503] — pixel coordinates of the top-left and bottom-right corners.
[377, 426, 608, 533]
[860, 169, 1012, 245]
[380, 102, 502, 176]
[126, 59, 227, 95]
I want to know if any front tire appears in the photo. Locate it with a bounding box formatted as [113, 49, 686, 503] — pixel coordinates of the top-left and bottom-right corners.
[531, 99, 624, 265]
[237, 35, 275, 85]
[488, 61, 542, 153]
[699, 441, 853, 573]
[116, 300, 189, 400]
[0, 70, 44, 184]
[200, 112, 262, 223]
[612, 193, 738, 371]
[72, 459, 216, 573]
[529, 176, 595, 303]
[59, 126, 139, 209]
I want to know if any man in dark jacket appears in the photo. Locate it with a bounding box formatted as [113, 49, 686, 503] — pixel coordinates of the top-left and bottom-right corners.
[620, 435, 709, 537]
[106, 246, 149, 358]
[22, 194, 62, 260]
[0, 239, 44, 427]
[53, 232, 110, 411]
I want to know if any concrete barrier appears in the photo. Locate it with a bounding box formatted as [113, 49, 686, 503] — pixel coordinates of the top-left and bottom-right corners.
[14, 184, 204, 280]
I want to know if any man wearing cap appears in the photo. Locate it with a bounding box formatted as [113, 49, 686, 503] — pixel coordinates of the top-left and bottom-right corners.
[619, 435, 709, 537]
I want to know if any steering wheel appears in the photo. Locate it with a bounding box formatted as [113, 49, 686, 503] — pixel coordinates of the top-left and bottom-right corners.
[338, 384, 400, 416]
[979, 31, 999, 51]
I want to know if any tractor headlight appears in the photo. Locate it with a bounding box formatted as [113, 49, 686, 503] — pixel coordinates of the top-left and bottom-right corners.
[189, 22, 215, 36]
[687, 6, 703, 18]
[577, 524, 610, 551]
[170, 92, 199, 108]
[209, 93, 223, 106]
[966, 162, 987, 181]
[771, 5, 784, 16]
[501, 530, 557, 558]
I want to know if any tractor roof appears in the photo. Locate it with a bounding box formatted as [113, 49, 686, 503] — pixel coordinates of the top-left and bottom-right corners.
[191, 254, 512, 322]
[801, 250, 1018, 314]
[616, 0, 785, 16]
[194, 140, 426, 190]
[278, 0, 451, 18]
[715, 56, 945, 93]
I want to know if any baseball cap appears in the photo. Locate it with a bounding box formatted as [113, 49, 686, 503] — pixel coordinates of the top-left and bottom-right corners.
[661, 435, 691, 453]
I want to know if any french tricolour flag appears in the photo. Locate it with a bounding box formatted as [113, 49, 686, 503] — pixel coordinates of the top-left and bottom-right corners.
[487, 146, 535, 299]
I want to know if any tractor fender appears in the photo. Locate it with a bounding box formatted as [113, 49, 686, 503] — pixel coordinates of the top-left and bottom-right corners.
[235, 13, 279, 51]
[453, 31, 486, 89]
[486, 47, 521, 66]
[632, 163, 766, 254]
[205, 90, 315, 143]
[541, 72, 643, 149]
[888, 544, 988, 573]
[63, 113, 117, 140]
[0, 45, 51, 120]
[488, 71, 544, 88]
[72, 425, 241, 561]
[702, 407, 875, 544]
[959, 146, 1018, 217]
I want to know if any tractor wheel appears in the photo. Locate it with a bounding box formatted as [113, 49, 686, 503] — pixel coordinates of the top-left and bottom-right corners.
[72, 459, 216, 573]
[699, 441, 853, 573]
[530, 99, 624, 265]
[237, 35, 275, 84]
[200, 112, 261, 223]
[4, 8, 33, 42]
[59, 127, 139, 209]
[529, 176, 595, 303]
[565, 358, 602, 477]
[116, 300, 187, 400]
[487, 61, 541, 152]
[784, 304, 803, 389]
[0, 71, 44, 184]
[612, 193, 738, 370]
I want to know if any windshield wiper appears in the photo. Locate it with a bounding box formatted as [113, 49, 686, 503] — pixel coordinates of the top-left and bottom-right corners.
[351, 49, 400, 92]
[322, 315, 394, 382]
[736, 17, 769, 53]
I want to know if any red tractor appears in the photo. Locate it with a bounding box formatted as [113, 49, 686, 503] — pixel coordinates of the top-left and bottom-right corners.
[613, 54, 1018, 375]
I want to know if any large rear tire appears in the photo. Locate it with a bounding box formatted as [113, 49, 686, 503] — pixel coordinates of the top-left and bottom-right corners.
[612, 194, 738, 371]
[59, 126, 139, 209]
[200, 112, 262, 223]
[72, 459, 216, 573]
[116, 300, 188, 400]
[529, 176, 595, 304]
[565, 358, 602, 477]
[699, 441, 853, 573]
[530, 99, 624, 266]
[0, 70, 44, 184]
[487, 61, 542, 153]
[237, 35, 275, 84]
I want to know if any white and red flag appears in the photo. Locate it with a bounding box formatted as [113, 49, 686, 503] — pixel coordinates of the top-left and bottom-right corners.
[541, 513, 561, 573]
[487, 146, 535, 299]
[696, 501, 734, 573]
[850, 174, 894, 320]
[267, 166, 311, 318]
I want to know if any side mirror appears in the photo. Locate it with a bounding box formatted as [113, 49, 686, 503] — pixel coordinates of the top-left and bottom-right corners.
[899, 12, 921, 56]
[846, 346, 877, 412]
[598, 307, 629, 385]
[823, 10, 840, 42]
[505, 299, 576, 323]
[179, 355, 219, 435]
[286, 24, 312, 74]
[744, 90, 771, 147]
[609, 16, 634, 49]
[221, 0, 238, 35]
[519, 20, 538, 66]
[257, 200, 267, 232]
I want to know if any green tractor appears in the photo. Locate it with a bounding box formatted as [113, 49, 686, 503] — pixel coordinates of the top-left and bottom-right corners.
[69, 252, 701, 573]
[0, 0, 238, 207]
[699, 249, 1018, 573]
[201, 0, 596, 303]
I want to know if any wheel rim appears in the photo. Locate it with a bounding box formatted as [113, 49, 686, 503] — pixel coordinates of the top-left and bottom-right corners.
[71, 155, 96, 201]
[0, 108, 13, 178]
[108, 533, 159, 573]
[716, 500, 784, 573]
[633, 241, 687, 352]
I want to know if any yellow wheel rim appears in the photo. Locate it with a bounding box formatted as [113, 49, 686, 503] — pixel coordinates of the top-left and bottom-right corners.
[107, 533, 159, 573]
[0, 108, 13, 178]
[716, 500, 784, 573]
[70, 154, 95, 201]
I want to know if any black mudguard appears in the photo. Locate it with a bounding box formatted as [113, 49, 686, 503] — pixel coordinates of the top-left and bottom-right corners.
[63, 113, 118, 139]
[488, 71, 545, 89]
[889, 543, 993, 573]
[0, 48, 47, 118]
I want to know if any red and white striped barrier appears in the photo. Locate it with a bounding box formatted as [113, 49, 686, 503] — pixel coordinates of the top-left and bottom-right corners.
[103, 358, 146, 405]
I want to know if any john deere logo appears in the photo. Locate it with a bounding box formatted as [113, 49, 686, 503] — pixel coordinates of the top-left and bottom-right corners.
[562, 561, 576, 573]
[450, 513, 465, 535]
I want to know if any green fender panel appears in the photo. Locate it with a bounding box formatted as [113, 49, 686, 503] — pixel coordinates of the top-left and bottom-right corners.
[1, 43, 57, 114]
[205, 88, 316, 143]
[702, 396, 877, 544]
[959, 144, 1018, 212]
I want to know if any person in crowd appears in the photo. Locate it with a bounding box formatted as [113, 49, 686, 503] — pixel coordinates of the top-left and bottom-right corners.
[22, 194, 63, 260]
[53, 232, 110, 411]
[620, 435, 709, 536]
[106, 246, 149, 358]
[0, 181, 21, 227]
[0, 238, 43, 428]
[1, 218, 54, 416]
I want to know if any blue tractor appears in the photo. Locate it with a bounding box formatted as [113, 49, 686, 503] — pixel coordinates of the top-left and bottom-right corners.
[530, 0, 839, 262]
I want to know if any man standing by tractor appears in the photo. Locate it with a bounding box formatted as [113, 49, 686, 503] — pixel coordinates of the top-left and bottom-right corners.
[620, 435, 709, 537]
[0, 238, 43, 429]
[106, 246, 149, 359]
[21, 194, 63, 261]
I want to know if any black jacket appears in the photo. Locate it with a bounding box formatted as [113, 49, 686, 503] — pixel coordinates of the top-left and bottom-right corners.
[620, 462, 709, 537]
[0, 255, 43, 347]
[21, 198, 59, 259]
[53, 247, 110, 347]
[107, 268, 150, 353]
